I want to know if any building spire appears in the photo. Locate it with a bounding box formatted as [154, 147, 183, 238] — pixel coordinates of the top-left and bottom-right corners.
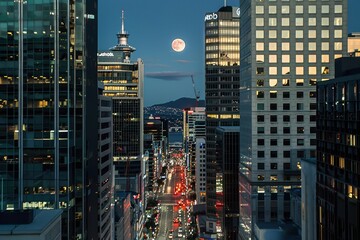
[224, 0, 227, 6]
[121, 10, 125, 34]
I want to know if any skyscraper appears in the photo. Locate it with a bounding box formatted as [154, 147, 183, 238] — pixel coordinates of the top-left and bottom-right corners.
[204, 4, 240, 233]
[239, 0, 348, 239]
[0, 0, 99, 239]
[317, 56, 360, 240]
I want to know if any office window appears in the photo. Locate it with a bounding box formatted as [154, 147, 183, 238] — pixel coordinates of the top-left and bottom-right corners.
[258, 127, 265, 134]
[295, 6, 303, 14]
[282, 79, 290, 86]
[296, 30, 303, 39]
[283, 115, 290, 122]
[334, 5, 342, 13]
[257, 115, 265, 122]
[322, 17, 329, 26]
[282, 30, 290, 38]
[321, 5, 329, 13]
[269, 67, 277, 75]
[269, 18, 277, 26]
[270, 104, 277, 110]
[269, 42, 277, 51]
[257, 67, 264, 75]
[258, 163, 265, 169]
[310, 115, 316, 122]
[271, 163, 278, 169]
[297, 150, 304, 158]
[270, 127, 277, 134]
[269, 78, 277, 87]
[282, 55, 290, 63]
[269, 55, 277, 63]
[283, 92, 290, 98]
[256, 30, 264, 39]
[309, 18, 316, 26]
[334, 17, 342, 26]
[282, 42, 290, 51]
[283, 103, 290, 110]
[283, 127, 290, 134]
[322, 31, 329, 39]
[257, 103, 264, 110]
[310, 103, 316, 110]
[258, 175, 265, 181]
[270, 175, 278, 181]
[335, 42, 342, 50]
[297, 139, 304, 146]
[322, 55, 329, 63]
[309, 42, 316, 51]
[334, 30, 342, 38]
[258, 139, 265, 146]
[295, 18, 303, 26]
[281, 5, 290, 14]
[270, 115, 277, 122]
[310, 91, 316, 98]
[257, 79, 264, 86]
[283, 162, 291, 169]
[297, 115, 304, 122]
[296, 55, 303, 63]
[256, 6, 264, 14]
[309, 55, 316, 63]
[309, 30, 316, 38]
[271, 151, 278, 158]
[283, 151, 291, 158]
[309, 67, 317, 75]
[297, 103, 304, 110]
[297, 92, 304, 98]
[269, 30, 277, 38]
[282, 18, 290, 26]
[282, 67, 290, 75]
[297, 127, 304, 134]
[296, 42, 303, 51]
[269, 6, 277, 14]
[270, 139, 277, 146]
[258, 151, 265, 158]
[296, 67, 304, 75]
[283, 139, 290, 146]
[309, 5, 316, 14]
[256, 42, 264, 51]
[256, 18, 264, 26]
[270, 91, 277, 98]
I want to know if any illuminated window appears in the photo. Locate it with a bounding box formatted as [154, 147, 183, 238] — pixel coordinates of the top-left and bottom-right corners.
[282, 55, 290, 63]
[334, 30, 342, 38]
[309, 5, 316, 14]
[309, 55, 316, 63]
[296, 55, 304, 63]
[282, 42, 290, 51]
[309, 67, 317, 75]
[296, 67, 304, 75]
[296, 42, 303, 51]
[269, 55, 277, 63]
[309, 42, 316, 51]
[269, 30, 277, 38]
[282, 18, 290, 26]
[295, 18, 303, 26]
[322, 66, 329, 74]
[296, 6, 303, 14]
[282, 30, 290, 39]
[256, 55, 264, 63]
[256, 30, 264, 39]
[309, 18, 316, 26]
[282, 67, 290, 75]
[322, 30, 329, 39]
[258, 175, 265, 181]
[322, 17, 329, 26]
[256, 42, 264, 51]
[281, 6, 290, 14]
[339, 157, 345, 169]
[256, 6, 264, 14]
[334, 5, 342, 13]
[269, 42, 277, 51]
[269, 18, 277, 26]
[256, 18, 264, 26]
[334, 17, 342, 26]
[296, 79, 304, 86]
[270, 175, 278, 181]
[282, 79, 290, 86]
[322, 54, 329, 63]
[269, 67, 277, 75]
[269, 79, 278, 87]
[308, 30, 316, 38]
[269, 6, 277, 14]
[334, 42, 342, 50]
[321, 5, 329, 13]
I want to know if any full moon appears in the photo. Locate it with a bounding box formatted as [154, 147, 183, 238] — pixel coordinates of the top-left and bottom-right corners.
[172, 38, 186, 52]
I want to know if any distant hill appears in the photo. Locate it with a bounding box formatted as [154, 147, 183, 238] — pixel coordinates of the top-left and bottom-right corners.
[152, 97, 205, 109]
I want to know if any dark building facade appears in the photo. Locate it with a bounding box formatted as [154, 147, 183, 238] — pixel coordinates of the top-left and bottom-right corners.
[204, 5, 240, 225]
[0, 0, 99, 239]
[317, 57, 360, 240]
[215, 127, 240, 239]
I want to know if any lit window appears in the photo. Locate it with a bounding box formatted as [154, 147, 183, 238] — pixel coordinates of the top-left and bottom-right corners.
[296, 67, 304, 75]
[334, 17, 342, 26]
[296, 79, 304, 86]
[256, 55, 264, 63]
[282, 55, 290, 63]
[256, 42, 264, 51]
[309, 42, 316, 51]
[296, 42, 303, 51]
[309, 5, 316, 14]
[256, 18, 264, 26]
[322, 66, 329, 75]
[321, 17, 329, 26]
[334, 42, 342, 50]
[269, 67, 277, 75]
[256, 30, 264, 39]
[282, 18, 290, 26]
[269, 79, 278, 87]
[309, 55, 316, 63]
[269, 30, 277, 38]
[269, 42, 277, 51]
[321, 42, 329, 51]
[256, 6, 264, 14]
[282, 42, 290, 51]
[295, 18, 303, 26]
[269, 18, 277, 26]
[334, 30, 342, 38]
[270, 175, 278, 181]
[308, 30, 316, 38]
[334, 5, 342, 13]
[308, 67, 317, 75]
[309, 18, 316, 26]
[282, 67, 290, 75]
[321, 5, 329, 13]
[269, 6, 277, 14]
[282, 79, 290, 86]
[296, 30, 303, 39]
[296, 55, 303, 63]
[321, 30, 329, 39]
[295, 6, 303, 14]
[282, 30, 290, 38]
[282, 5, 290, 14]
[269, 55, 277, 63]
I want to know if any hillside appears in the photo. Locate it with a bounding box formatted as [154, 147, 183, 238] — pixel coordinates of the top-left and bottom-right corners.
[152, 97, 205, 109]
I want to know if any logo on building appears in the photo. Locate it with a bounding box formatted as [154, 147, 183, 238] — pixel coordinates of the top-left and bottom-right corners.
[97, 52, 114, 57]
[204, 13, 218, 21]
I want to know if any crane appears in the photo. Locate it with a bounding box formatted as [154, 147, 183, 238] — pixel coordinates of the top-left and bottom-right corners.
[191, 75, 200, 107]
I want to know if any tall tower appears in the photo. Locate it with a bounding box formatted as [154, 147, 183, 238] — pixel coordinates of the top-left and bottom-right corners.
[204, 5, 240, 234]
[239, 0, 348, 239]
[0, 0, 99, 239]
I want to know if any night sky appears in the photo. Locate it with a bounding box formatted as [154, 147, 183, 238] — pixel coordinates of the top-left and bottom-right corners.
[98, 0, 360, 107]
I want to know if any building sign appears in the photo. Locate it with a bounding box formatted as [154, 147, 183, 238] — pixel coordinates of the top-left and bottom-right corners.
[204, 13, 218, 21]
[232, 7, 240, 18]
[97, 52, 114, 57]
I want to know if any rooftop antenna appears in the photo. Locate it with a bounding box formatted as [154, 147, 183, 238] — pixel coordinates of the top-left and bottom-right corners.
[121, 10, 125, 34]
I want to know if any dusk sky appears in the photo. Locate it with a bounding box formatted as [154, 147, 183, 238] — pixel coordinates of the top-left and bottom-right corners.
[99, 0, 360, 107]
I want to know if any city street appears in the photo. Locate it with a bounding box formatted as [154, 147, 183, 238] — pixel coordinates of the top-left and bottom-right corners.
[156, 165, 189, 239]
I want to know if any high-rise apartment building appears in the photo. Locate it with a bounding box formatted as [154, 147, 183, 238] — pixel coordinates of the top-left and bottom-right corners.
[317, 56, 360, 240]
[204, 6, 240, 227]
[239, 0, 348, 239]
[0, 0, 99, 239]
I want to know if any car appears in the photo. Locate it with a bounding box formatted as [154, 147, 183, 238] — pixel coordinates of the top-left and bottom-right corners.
[169, 230, 174, 239]
[181, 192, 185, 196]
[173, 218, 179, 224]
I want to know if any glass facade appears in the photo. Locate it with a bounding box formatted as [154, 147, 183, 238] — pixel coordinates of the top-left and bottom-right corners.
[0, 0, 99, 239]
[204, 5, 240, 234]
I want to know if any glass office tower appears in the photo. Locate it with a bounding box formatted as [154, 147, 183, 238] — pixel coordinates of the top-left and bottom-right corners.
[204, 5, 240, 228]
[0, 0, 99, 239]
[239, 0, 347, 239]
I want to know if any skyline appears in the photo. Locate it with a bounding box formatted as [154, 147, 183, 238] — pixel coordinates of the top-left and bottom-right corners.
[99, 0, 360, 107]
